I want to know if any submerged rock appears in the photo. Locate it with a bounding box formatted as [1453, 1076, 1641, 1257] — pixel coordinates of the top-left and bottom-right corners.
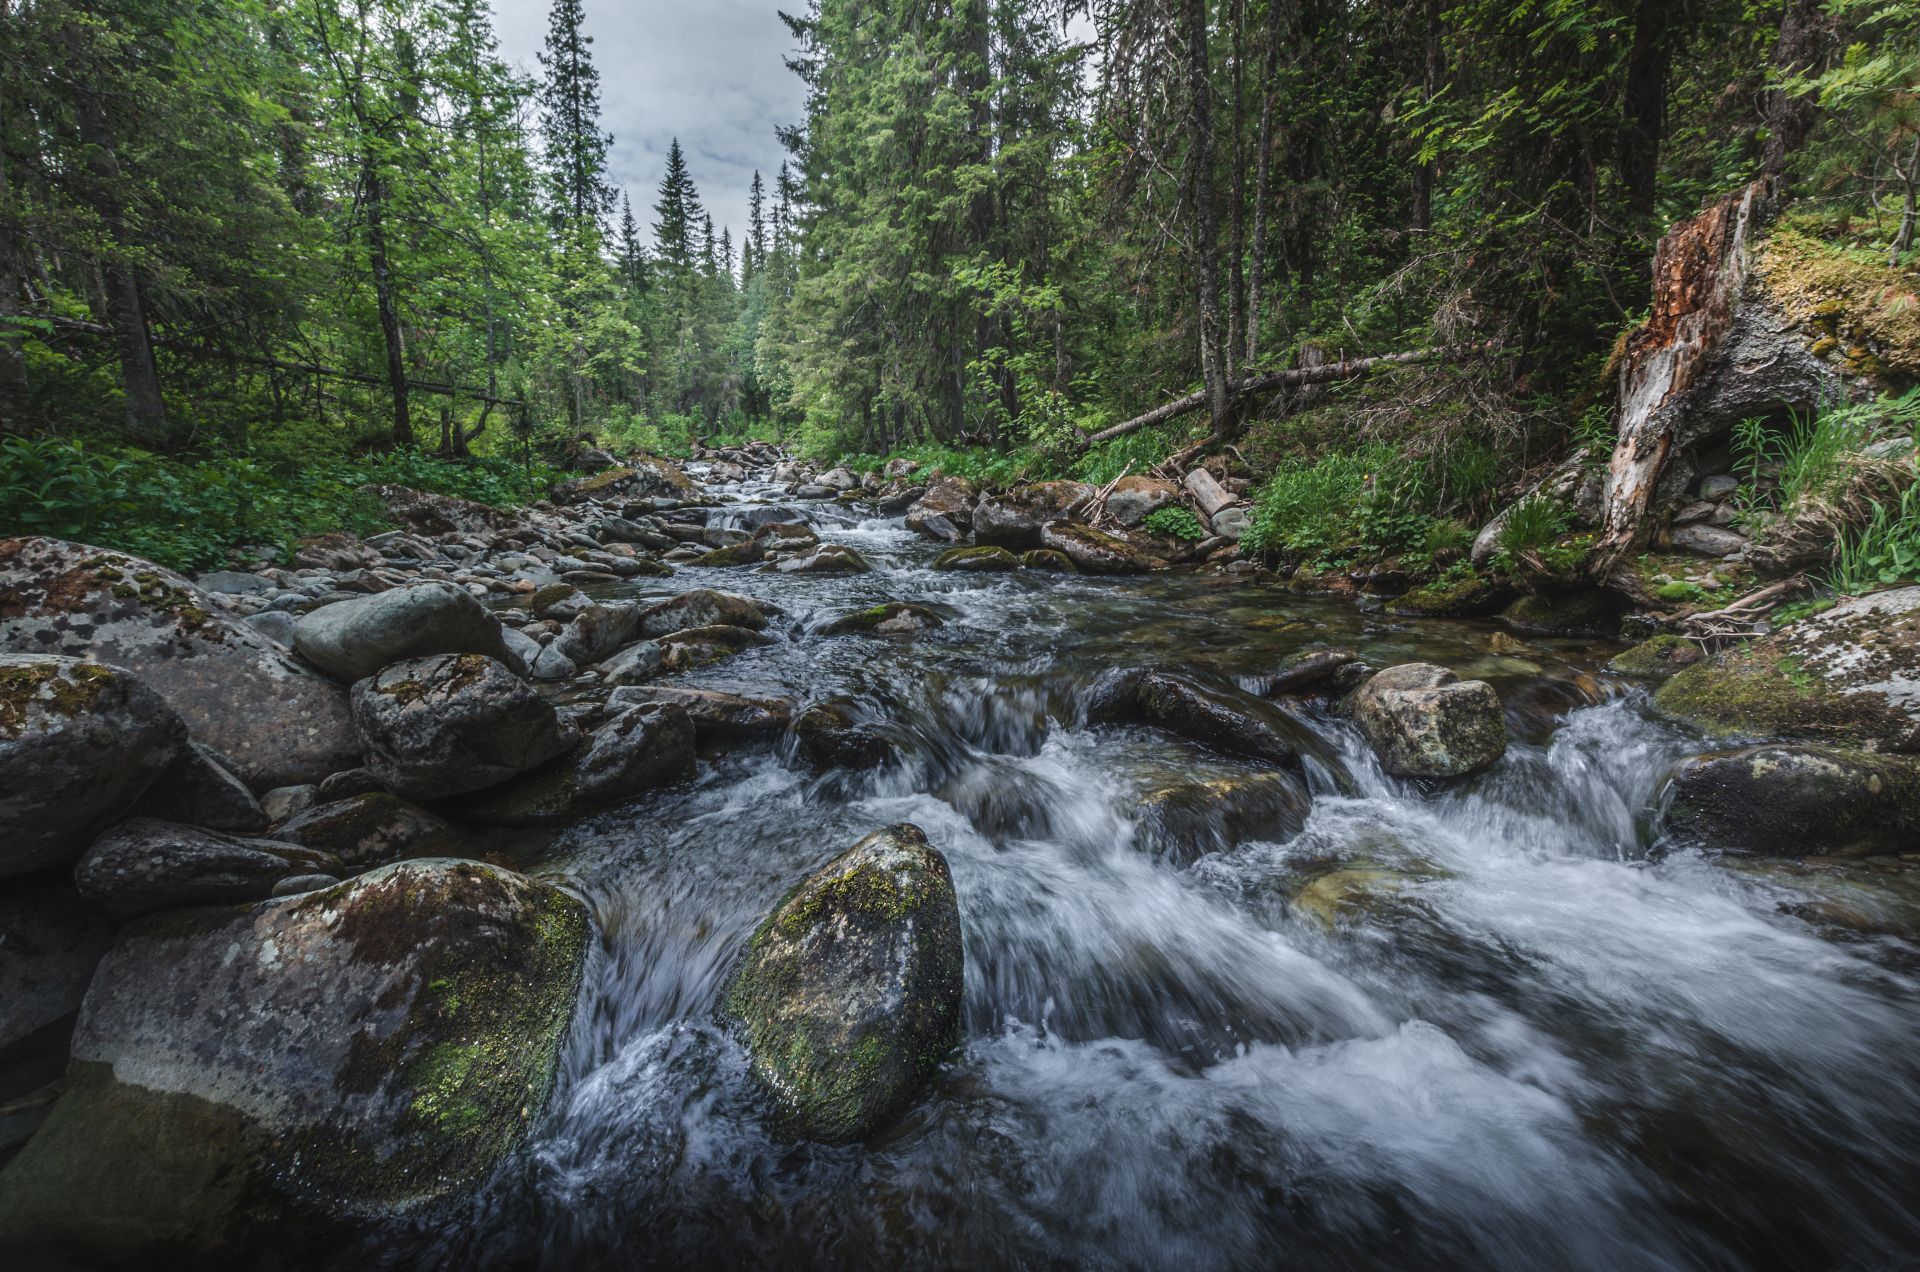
[659, 624, 776, 672]
[351, 654, 578, 799]
[74, 818, 343, 919]
[0, 860, 590, 1264]
[932, 545, 1020, 573]
[1500, 590, 1625, 640]
[0, 655, 186, 880]
[1136, 772, 1311, 863]
[1264, 647, 1360, 697]
[791, 701, 893, 772]
[609, 686, 793, 742]
[1090, 668, 1307, 766]
[0, 538, 360, 786]
[293, 581, 509, 682]
[726, 824, 964, 1142]
[1660, 745, 1920, 857]
[1346, 663, 1507, 779]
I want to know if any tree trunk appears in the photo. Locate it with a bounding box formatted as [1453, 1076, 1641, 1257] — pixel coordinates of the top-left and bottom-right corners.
[1760, 0, 1827, 196]
[1410, 0, 1440, 236]
[1246, 0, 1282, 367]
[1182, 0, 1229, 438]
[0, 150, 29, 426]
[1621, 0, 1674, 225]
[1226, 0, 1246, 375]
[361, 154, 411, 449]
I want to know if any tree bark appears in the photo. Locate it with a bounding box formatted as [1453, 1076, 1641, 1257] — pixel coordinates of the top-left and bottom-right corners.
[361, 153, 412, 449]
[1246, 0, 1282, 367]
[1182, 0, 1229, 438]
[1621, 0, 1674, 226]
[1760, 0, 1827, 196]
[1226, 0, 1246, 375]
[1410, 0, 1440, 236]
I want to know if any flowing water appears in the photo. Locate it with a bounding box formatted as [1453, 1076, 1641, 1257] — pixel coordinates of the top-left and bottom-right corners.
[413, 469, 1920, 1271]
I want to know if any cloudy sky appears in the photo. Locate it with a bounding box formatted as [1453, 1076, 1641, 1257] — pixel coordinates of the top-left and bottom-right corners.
[488, 1, 807, 258]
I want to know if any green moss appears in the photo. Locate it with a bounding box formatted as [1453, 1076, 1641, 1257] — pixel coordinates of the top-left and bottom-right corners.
[1609, 634, 1705, 678]
[1760, 228, 1920, 379]
[0, 660, 115, 736]
[1386, 568, 1511, 618]
[932, 545, 1019, 572]
[1654, 655, 1893, 744]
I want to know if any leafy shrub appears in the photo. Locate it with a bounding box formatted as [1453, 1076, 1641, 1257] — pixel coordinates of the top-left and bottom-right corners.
[1142, 506, 1205, 540]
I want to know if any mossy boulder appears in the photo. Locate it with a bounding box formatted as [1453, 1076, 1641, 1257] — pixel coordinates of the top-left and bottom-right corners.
[1037, 522, 1168, 575]
[1659, 744, 1920, 857]
[1019, 548, 1077, 573]
[1264, 647, 1361, 697]
[0, 860, 589, 1266]
[972, 481, 1093, 548]
[932, 545, 1020, 573]
[552, 456, 695, 505]
[1345, 663, 1507, 779]
[819, 602, 945, 638]
[1136, 772, 1311, 864]
[726, 824, 963, 1143]
[658, 623, 776, 672]
[0, 538, 360, 786]
[636, 588, 768, 639]
[0, 654, 186, 881]
[1653, 586, 1920, 751]
[1609, 634, 1706, 679]
[1386, 570, 1514, 619]
[1500, 590, 1624, 640]
[761, 543, 871, 575]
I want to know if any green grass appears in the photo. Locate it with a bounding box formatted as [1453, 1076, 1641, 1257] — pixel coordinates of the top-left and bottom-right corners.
[1830, 480, 1920, 593]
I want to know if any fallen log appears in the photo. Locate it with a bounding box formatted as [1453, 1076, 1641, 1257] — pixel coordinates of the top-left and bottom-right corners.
[1079, 342, 1502, 449]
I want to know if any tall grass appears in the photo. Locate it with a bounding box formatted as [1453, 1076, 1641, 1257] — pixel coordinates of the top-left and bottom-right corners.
[1830, 480, 1920, 593]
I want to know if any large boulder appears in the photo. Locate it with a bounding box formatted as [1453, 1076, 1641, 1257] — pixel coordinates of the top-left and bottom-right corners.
[461, 703, 696, 826]
[790, 701, 894, 772]
[274, 792, 464, 870]
[1655, 586, 1920, 752]
[0, 860, 590, 1265]
[636, 589, 768, 639]
[972, 481, 1093, 549]
[1037, 523, 1168, 575]
[350, 654, 577, 799]
[1345, 663, 1507, 779]
[549, 602, 643, 667]
[0, 539, 360, 786]
[659, 625, 776, 672]
[1660, 745, 1920, 857]
[1088, 669, 1307, 766]
[552, 456, 696, 505]
[0, 881, 113, 1154]
[74, 818, 342, 919]
[293, 583, 510, 683]
[905, 476, 977, 534]
[726, 824, 963, 1142]
[819, 602, 945, 638]
[0, 655, 186, 880]
[932, 545, 1020, 573]
[131, 741, 268, 832]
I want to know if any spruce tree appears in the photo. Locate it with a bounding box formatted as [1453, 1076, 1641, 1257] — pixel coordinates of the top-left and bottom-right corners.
[652, 138, 700, 272]
[745, 170, 767, 282]
[537, 0, 613, 237]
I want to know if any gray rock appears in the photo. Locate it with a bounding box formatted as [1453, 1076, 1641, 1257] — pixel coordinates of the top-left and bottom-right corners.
[275, 792, 462, 869]
[293, 581, 509, 682]
[193, 570, 274, 595]
[1661, 745, 1920, 857]
[1863, 435, 1915, 461]
[0, 538, 359, 786]
[1037, 522, 1167, 574]
[243, 609, 298, 647]
[1671, 523, 1748, 557]
[599, 640, 665, 686]
[0, 880, 113, 1146]
[1105, 476, 1181, 527]
[816, 466, 859, 492]
[270, 873, 339, 897]
[762, 543, 871, 575]
[726, 824, 963, 1142]
[973, 482, 1093, 549]
[463, 703, 696, 825]
[791, 701, 894, 771]
[499, 623, 542, 675]
[610, 685, 793, 742]
[350, 654, 578, 800]
[132, 741, 268, 832]
[1209, 506, 1253, 542]
[74, 818, 342, 919]
[529, 643, 580, 682]
[1698, 474, 1740, 500]
[259, 784, 317, 823]
[0, 655, 186, 880]
[0, 860, 589, 1265]
[552, 602, 643, 666]
[1346, 663, 1507, 779]
[904, 509, 962, 543]
[636, 589, 768, 639]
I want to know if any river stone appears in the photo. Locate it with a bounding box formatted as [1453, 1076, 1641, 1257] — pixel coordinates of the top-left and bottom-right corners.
[0, 655, 187, 880]
[462, 703, 696, 825]
[1137, 772, 1312, 864]
[1089, 669, 1306, 766]
[245, 609, 299, 647]
[816, 466, 859, 492]
[351, 654, 578, 800]
[0, 860, 590, 1265]
[904, 509, 962, 543]
[659, 624, 776, 672]
[1265, 647, 1361, 697]
[74, 818, 343, 919]
[551, 602, 643, 666]
[819, 603, 945, 637]
[0, 881, 113, 1154]
[1500, 590, 1625, 640]
[0, 538, 360, 787]
[932, 545, 1020, 573]
[763, 543, 871, 575]
[275, 792, 464, 870]
[1671, 523, 1748, 557]
[637, 589, 768, 639]
[727, 824, 964, 1143]
[1020, 549, 1078, 573]
[907, 476, 977, 532]
[1386, 570, 1515, 619]
[553, 457, 695, 505]
[973, 482, 1093, 549]
[1037, 523, 1167, 575]
[132, 741, 269, 832]
[360, 483, 521, 537]
[599, 640, 665, 686]
[791, 701, 894, 772]
[1105, 476, 1181, 527]
[609, 686, 793, 742]
[1346, 663, 1507, 779]
[1660, 745, 1920, 857]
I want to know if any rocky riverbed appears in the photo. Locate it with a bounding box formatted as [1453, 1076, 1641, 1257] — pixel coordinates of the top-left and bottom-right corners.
[1, 447, 1917, 1269]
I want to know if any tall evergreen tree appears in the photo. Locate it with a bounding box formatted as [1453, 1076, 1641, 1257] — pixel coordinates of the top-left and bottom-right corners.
[537, 0, 614, 237]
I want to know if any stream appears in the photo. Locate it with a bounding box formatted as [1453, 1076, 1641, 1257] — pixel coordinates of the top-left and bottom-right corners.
[419, 467, 1920, 1271]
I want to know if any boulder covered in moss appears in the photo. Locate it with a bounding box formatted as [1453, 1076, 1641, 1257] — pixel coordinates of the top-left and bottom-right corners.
[0, 654, 187, 881]
[0, 859, 590, 1265]
[819, 602, 945, 638]
[636, 588, 769, 639]
[932, 545, 1020, 573]
[351, 654, 578, 800]
[727, 824, 963, 1143]
[1019, 548, 1078, 573]
[552, 455, 695, 505]
[1609, 634, 1706, 679]
[608, 685, 793, 743]
[1345, 663, 1507, 779]
[658, 623, 776, 672]
[973, 481, 1093, 549]
[1037, 522, 1168, 575]
[0, 538, 360, 787]
[1660, 744, 1920, 857]
[761, 543, 871, 576]
[1654, 586, 1920, 751]
[1500, 590, 1624, 640]
[1385, 570, 1514, 619]
[461, 702, 695, 825]
[790, 700, 894, 772]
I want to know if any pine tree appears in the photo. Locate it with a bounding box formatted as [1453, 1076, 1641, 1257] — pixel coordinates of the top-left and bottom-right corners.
[537, 0, 613, 238]
[744, 170, 767, 282]
[652, 138, 700, 272]
[617, 191, 647, 293]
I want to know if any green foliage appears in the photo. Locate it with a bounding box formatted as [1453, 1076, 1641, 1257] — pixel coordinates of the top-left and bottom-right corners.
[1497, 496, 1574, 558]
[1831, 481, 1920, 593]
[1142, 507, 1205, 541]
[1241, 445, 1450, 562]
[0, 436, 565, 573]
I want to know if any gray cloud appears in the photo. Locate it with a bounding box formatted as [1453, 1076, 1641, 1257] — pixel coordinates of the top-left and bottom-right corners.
[489, 1, 807, 262]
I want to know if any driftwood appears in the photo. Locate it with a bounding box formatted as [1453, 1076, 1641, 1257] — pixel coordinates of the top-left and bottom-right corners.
[1082, 462, 1135, 532]
[1677, 575, 1813, 647]
[1079, 342, 1503, 449]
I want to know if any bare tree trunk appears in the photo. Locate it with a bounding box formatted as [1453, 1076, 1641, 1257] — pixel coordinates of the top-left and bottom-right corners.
[1621, 0, 1673, 226]
[1246, 0, 1282, 367]
[361, 154, 412, 449]
[1183, 0, 1229, 438]
[1226, 0, 1246, 375]
[1760, 0, 1828, 198]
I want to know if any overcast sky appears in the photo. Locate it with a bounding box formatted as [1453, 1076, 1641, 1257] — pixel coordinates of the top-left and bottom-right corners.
[488, 1, 807, 261]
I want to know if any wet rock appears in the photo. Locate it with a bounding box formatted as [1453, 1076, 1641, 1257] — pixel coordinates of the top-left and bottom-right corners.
[608, 686, 793, 742]
[1137, 772, 1311, 863]
[1660, 745, 1920, 857]
[529, 644, 579, 682]
[0, 538, 360, 786]
[1020, 548, 1078, 573]
[1090, 669, 1305, 766]
[553, 457, 695, 505]
[637, 589, 769, 639]
[260, 784, 317, 824]
[1288, 859, 1447, 932]
[904, 509, 962, 543]
[275, 792, 463, 869]
[659, 624, 776, 672]
[1264, 647, 1360, 697]
[791, 701, 894, 771]
[598, 640, 665, 686]
[1346, 663, 1507, 779]
[906, 476, 977, 533]
[1105, 477, 1182, 527]
[726, 824, 963, 1143]
[1501, 590, 1624, 640]
[529, 583, 589, 619]
[0, 881, 113, 1152]
[816, 467, 859, 492]
[74, 818, 342, 919]
[932, 545, 1020, 573]
[1038, 523, 1167, 575]
[1386, 570, 1515, 619]
[973, 482, 1093, 549]
[698, 522, 821, 567]
[463, 703, 696, 825]
[0, 655, 186, 881]
[351, 654, 578, 800]
[1654, 586, 1920, 751]
[1610, 635, 1706, 679]
[549, 602, 644, 669]
[293, 582, 510, 682]
[133, 741, 268, 833]
[316, 767, 385, 802]
[819, 602, 945, 637]
[0, 860, 589, 1264]
[763, 543, 871, 575]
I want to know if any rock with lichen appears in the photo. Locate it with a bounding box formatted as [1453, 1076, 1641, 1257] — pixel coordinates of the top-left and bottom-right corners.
[350, 654, 577, 799]
[726, 824, 963, 1142]
[1345, 663, 1507, 779]
[1609, 634, 1707, 679]
[1659, 744, 1920, 857]
[1136, 772, 1311, 863]
[0, 859, 590, 1265]
[0, 654, 186, 880]
[293, 582, 510, 682]
[461, 703, 696, 825]
[0, 538, 360, 786]
[932, 545, 1020, 573]
[274, 792, 464, 869]
[552, 456, 696, 505]
[819, 602, 945, 638]
[1037, 522, 1168, 575]
[74, 818, 343, 919]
